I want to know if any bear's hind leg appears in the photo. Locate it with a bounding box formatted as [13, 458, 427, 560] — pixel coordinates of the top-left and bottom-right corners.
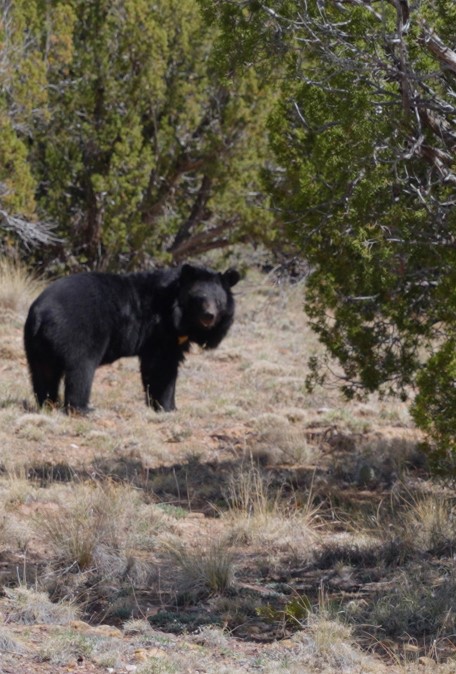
[64, 362, 96, 413]
[30, 361, 62, 407]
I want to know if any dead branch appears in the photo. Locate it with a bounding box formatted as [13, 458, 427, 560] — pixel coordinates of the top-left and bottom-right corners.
[0, 210, 61, 248]
[420, 24, 456, 75]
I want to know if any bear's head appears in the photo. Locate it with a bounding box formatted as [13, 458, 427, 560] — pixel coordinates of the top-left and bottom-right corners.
[173, 264, 240, 348]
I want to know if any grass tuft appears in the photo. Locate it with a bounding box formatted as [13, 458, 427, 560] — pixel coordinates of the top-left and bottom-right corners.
[34, 483, 123, 570]
[369, 567, 456, 639]
[0, 625, 28, 654]
[164, 537, 235, 602]
[0, 257, 44, 319]
[223, 462, 320, 564]
[401, 493, 456, 554]
[4, 585, 78, 625]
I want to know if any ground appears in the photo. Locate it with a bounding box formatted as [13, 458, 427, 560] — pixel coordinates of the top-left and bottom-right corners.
[0, 267, 455, 674]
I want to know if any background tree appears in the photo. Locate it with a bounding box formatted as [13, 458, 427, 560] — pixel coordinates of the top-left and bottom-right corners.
[203, 0, 456, 462]
[0, 0, 57, 252]
[38, 0, 277, 268]
[0, 0, 277, 269]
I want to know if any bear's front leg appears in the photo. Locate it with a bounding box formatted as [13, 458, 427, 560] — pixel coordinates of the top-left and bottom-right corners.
[64, 360, 97, 413]
[140, 353, 179, 412]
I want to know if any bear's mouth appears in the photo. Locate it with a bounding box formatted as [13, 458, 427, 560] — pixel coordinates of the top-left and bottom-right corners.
[199, 315, 216, 329]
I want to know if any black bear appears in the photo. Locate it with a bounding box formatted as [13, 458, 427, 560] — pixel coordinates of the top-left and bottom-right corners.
[24, 264, 240, 412]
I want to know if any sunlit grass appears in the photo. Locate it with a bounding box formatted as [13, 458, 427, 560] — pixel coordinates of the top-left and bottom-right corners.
[0, 257, 44, 319]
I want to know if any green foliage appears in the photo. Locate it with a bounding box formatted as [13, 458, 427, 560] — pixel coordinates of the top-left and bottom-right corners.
[0, 0, 276, 267]
[257, 594, 311, 628]
[0, 114, 37, 217]
[206, 0, 456, 459]
[264, 9, 455, 389]
[412, 341, 456, 475]
[0, 1, 46, 222]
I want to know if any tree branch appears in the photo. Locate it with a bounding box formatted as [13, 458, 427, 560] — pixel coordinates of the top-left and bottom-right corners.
[420, 24, 456, 74]
[141, 156, 206, 226]
[0, 209, 61, 248]
[168, 174, 213, 254]
[170, 219, 239, 262]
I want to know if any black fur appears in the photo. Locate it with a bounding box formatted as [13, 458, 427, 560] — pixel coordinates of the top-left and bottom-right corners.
[24, 264, 240, 412]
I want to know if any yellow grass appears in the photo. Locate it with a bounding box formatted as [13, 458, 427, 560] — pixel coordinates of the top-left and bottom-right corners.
[0, 257, 44, 319]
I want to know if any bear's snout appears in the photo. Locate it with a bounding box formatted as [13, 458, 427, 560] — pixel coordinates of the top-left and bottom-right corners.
[197, 295, 218, 327]
[200, 309, 217, 329]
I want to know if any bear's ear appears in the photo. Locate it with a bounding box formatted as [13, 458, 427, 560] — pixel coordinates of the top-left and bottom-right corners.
[180, 264, 200, 283]
[222, 268, 241, 288]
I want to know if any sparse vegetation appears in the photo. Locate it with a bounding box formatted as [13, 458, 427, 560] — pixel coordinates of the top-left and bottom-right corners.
[4, 0, 456, 671]
[400, 493, 456, 555]
[164, 537, 235, 602]
[34, 483, 123, 570]
[368, 567, 456, 640]
[3, 586, 78, 625]
[0, 626, 28, 655]
[0, 266, 455, 673]
[222, 461, 320, 572]
[0, 257, 43, 319]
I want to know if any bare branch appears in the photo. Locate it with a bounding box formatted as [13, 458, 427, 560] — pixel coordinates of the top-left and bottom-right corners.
[168, 175, 213, 254]
[420, 24, 456, 75]
[170, 219, 240, 262]
[0, 210, 61, 249]
[141, 156, 206, 226]
[334, 1, 383, 22]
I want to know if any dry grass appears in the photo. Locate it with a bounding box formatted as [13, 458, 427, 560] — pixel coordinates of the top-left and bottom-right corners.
[0, 626, 28, 654]
[401, 493, 456, 553]
[3, 585, 78, 625]
[34, 483, 123, 570]
[0, 256, 44, 319]
[222, 461, 321, 568]
[163, 537, 235, 601]
[37, 627, 125, 668]
[0, 261, 453, 673]
[246, 413, 319, 465]
[368, 566, 456, 640]
[33, 482, 167, 574]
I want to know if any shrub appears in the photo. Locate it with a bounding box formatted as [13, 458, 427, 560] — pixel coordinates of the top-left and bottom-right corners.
[412, 340, 456, 476]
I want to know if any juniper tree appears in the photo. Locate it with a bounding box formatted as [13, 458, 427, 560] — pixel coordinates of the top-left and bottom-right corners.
[203, 0, 456, 464]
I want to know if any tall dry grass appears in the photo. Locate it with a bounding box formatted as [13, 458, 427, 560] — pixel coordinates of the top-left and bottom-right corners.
[163, 537, 235, 602]
[222, 461, 321, 568]
[0, 257, 44, 319]
[33, 482, 166, 573]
